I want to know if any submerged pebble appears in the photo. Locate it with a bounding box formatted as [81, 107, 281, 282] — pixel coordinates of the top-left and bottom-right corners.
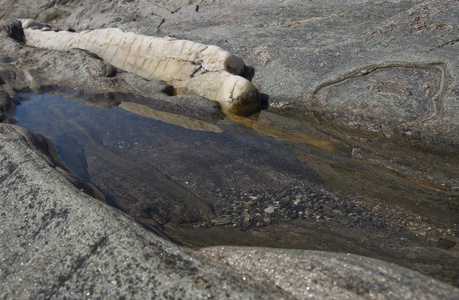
[211, 217, 232, 226]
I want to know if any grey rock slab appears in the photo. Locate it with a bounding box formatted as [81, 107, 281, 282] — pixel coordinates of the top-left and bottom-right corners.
[0, 86, 11, 120]
[153, 0, 459, 142]
[198, 246, 459, 299]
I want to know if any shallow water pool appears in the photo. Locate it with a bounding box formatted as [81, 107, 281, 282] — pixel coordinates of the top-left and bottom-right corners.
[7, 87, 459, 286]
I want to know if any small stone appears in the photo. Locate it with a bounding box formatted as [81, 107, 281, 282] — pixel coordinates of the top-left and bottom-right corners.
[437, 238, 456, 249]
[429, 236, 441, 243]
[323, 202, 335, 210]
[245, 200, 255, 208]
[241, 211, 251, 218]
[242, 217, 251, 230]
[332, 209, 343, 215]
[211, 217, 232, 226]
[263, 217, 271, 224]
[287, 211, 298, 219]
[264, 206, 275, 214]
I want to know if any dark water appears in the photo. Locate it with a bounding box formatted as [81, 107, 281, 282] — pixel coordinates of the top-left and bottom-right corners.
[10, 89, 322, 220]
[7, 88, 459, 286]
[13, 92, 93, 182]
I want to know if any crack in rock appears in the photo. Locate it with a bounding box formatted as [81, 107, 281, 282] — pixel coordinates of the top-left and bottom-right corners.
[51, 236, 109, 297]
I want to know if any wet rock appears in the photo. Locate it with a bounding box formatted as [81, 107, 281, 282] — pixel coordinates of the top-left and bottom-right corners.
[241, 217, 252, 231]
[287, 210, 298, 220]
[245, 200, 255, 208]
[0, 19, 24, 43]
[332, 208, 343, 215]
[264, 206, 275, 214]
[211, 217, 232, 226]
[437, 238, 457, 249]
[0, 87, 11, 120]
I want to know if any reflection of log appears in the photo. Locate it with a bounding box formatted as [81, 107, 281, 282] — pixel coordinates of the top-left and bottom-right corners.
[119, 102, 223, 133]
[21, 20, 260, 115]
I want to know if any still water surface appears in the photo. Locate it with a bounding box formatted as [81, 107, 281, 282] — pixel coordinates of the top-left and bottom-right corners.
[8, 87, 459, 286]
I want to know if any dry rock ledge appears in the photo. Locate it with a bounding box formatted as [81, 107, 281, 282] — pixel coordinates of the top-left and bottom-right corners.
[20, 19, 260, 116]
[1, 123, 458, 299]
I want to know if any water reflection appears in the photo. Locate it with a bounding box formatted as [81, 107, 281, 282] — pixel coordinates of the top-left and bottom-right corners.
[120, 102, 223, 133]
[227, 113, 348, 153]
[11, 88, 321, 222]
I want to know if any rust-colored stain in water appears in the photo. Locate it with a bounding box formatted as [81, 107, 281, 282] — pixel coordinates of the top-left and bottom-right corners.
[227, 114, 346, 153]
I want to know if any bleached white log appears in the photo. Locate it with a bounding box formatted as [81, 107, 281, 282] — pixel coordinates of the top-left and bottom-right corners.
[21, 20, 260, 115]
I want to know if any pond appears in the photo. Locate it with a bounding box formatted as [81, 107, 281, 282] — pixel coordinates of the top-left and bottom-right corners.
[6, 86, 459, 286]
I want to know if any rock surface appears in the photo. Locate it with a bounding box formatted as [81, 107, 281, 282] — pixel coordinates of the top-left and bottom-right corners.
[1, 123, 458, 299]
[152, 0, 459, 143]
[200, 246, 459, 299]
